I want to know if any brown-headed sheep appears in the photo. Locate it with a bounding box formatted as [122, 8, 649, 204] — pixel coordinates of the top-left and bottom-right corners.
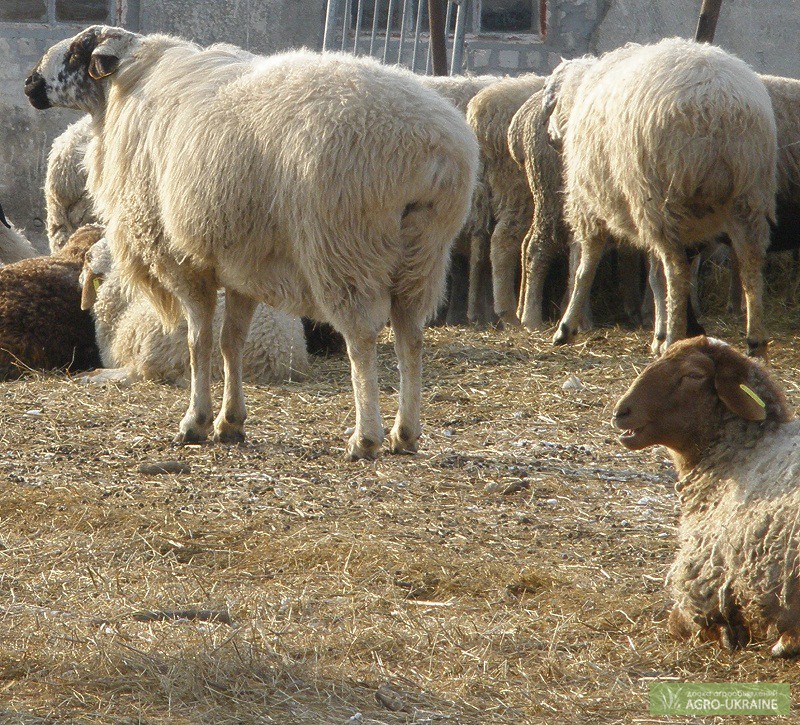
[26, 27, 478, 460]
[613, 335, 800, 656]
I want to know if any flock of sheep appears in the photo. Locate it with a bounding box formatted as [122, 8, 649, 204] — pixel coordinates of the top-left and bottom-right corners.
[0, 23, 798, 660]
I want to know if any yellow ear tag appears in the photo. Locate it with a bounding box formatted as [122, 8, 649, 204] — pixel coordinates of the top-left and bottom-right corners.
[739, 384, 766, 409]
[93, 277, 101, 292]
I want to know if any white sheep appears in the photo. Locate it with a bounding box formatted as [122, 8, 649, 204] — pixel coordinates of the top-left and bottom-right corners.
[45, 114, 96, 253]
[26, 27, 478, 460]
[79, 236, 308, 385]
[613, 335, 800, 656]
[545, 39, 776, 356]
[466, 73, 545, 326]
[0, 203, 39, 264]
[421, 74, 498, 326]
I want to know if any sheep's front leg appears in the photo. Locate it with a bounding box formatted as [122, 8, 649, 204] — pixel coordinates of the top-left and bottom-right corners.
[213, 289, 256, 444]
[553, 232, 606, 345]
[388, 302, 424, 454]
[660, 247, 691, 353]
[648, 254, 667, 354]
[175, 285, 217, 444]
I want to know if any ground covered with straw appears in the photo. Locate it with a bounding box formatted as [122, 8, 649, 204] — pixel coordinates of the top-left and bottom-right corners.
[1, 289, 799, 722]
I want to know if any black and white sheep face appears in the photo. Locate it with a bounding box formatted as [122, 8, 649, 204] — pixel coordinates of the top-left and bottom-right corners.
[25, 26, 138, 115]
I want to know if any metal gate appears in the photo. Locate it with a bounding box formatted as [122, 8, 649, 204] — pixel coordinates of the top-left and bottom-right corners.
[323, 0, 468, 75]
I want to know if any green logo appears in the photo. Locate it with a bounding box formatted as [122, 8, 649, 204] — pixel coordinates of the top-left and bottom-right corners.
[650, 683, 790, 716]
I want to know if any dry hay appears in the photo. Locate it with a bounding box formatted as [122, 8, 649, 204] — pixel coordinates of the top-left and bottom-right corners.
[1, 302, 800, 723]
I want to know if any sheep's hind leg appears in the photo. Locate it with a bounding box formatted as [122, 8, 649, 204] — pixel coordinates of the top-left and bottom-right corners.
[388, 301, 424, 455]
[213, 289, 256, 444]
[336, 302, 389, 461]
[175, 283, 217, 445]
[728, 216, 768, 357]
[553, 231, 606, 345]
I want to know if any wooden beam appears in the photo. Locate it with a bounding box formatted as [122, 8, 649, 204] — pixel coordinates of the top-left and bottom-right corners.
[428, 0, 448, 75]
[695, 0, 723, 43]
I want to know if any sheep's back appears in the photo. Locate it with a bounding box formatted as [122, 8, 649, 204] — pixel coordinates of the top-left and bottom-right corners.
[565, 38, 776, 241]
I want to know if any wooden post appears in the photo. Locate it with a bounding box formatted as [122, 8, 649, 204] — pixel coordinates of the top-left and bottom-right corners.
[539, 0, 547, 39]
[695, 0, 723, 43]
[428, 0, 448, 75]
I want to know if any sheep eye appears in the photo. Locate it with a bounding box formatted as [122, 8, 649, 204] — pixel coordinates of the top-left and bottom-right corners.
[681, 371, 705, 381]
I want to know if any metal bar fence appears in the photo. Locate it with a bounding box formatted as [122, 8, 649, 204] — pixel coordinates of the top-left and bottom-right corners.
[323, 0, 467, 76]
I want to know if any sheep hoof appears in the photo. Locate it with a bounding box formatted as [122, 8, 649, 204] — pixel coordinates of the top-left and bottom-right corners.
[213, 426, 246, 445]
[345, 434, 382, 461]
[552, 323, 575, 346]
[771, 632, 800, 658]
[746, 339, 767, 358]
[499, 311, 520, 327]
[173, 429, 208, 445]
[388, 427, 419, 455]
[650, 335, 666, 356]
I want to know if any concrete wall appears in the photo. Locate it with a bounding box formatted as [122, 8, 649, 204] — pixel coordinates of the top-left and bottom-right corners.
[592, 0, 800, 77]
[0, 0, 325, 250]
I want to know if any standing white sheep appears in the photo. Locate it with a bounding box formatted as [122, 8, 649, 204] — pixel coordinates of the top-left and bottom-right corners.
[613, 336, 800, 656]
[466, 73, 545, 326]
[546, 39, 776, 356]
[26, 27, 478, 460]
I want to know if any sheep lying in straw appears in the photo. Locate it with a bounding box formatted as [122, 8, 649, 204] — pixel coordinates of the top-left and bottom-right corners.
[466, 73, 545, 326]
[613, 335, 800, 656]
[0, 224, 101, 379]
[80, 236, 308, 384]
[545, 39, 776, 356]
[26, 27, 478, 459]
[0, 203, 39, 264]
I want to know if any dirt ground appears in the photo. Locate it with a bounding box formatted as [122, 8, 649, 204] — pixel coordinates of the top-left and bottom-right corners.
[1, 295, 799, 723]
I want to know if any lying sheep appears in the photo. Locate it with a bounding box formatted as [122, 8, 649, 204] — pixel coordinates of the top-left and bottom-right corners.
[613, 336, 800, 656]
[545, 39, 776, 356]
[0, 224, 101, 379]
[26, 27, 478, 459]
[421, 74, 498, 326]
[466, 73, 545, 325]
[45, 114, 96, 253]
[80, 236, 308, 384]
[0, 203, 39, 264]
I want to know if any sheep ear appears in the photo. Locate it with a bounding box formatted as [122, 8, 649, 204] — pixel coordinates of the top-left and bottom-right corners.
[715, 371, 767, 421]
[88, 51, 120, 80]
[80, 270, 98, 310]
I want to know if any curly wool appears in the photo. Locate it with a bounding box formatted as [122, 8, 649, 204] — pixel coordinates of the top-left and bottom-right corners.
[45, 115, 97, 253]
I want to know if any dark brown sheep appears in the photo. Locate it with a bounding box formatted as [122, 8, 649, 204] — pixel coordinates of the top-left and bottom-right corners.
[0, 224, 102, 380]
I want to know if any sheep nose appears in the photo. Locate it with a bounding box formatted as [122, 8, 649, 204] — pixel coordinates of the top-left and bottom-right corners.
[612, 403, 631, 427]
[24, 71, 42, 88]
